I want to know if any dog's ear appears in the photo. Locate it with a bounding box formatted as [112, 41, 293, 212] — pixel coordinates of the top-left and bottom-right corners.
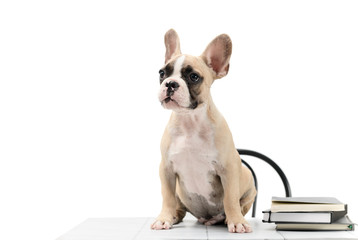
[201, 34, 232, 79]
[164, 29, 181, 64]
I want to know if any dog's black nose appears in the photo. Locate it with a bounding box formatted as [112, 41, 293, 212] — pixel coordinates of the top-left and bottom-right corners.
[166, 81, 179, 90]
[166, 81, 179, 97]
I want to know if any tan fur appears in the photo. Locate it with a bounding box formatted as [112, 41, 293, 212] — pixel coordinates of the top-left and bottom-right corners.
[152, 29, 256, 233]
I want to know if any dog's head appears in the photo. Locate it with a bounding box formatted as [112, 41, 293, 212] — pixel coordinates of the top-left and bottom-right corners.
[158, 29, 232, 111]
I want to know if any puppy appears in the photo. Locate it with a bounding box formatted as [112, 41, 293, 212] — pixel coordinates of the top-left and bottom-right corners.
[151, 29, 256, 233]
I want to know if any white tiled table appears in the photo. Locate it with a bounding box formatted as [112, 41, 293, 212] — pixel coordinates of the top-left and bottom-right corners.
[57, 217, 358, 240]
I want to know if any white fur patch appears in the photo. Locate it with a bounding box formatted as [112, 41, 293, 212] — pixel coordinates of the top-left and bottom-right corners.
[168, 107, 218, 204]
[173, 55, 185, 76]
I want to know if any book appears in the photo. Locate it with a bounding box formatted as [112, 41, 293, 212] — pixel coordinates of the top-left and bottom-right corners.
[276, 215, 355, 231]
[263, 205, 347, 223]
[271, 197, 346, 212]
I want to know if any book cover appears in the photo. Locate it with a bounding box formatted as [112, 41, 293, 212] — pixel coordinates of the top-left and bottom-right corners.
[275, 215, 355, 231]
[263, 205, 347, 223]
[271, 197, 346, 212]
[272, 197, 343, 204]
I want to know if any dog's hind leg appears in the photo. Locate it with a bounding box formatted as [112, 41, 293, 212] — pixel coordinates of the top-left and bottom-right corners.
[240, 187, 256, 216]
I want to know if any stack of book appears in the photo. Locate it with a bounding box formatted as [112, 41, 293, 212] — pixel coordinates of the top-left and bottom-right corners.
[263, 197, 355, 231]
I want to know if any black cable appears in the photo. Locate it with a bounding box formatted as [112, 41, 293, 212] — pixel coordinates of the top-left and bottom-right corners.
[238, 149, 292, 198]
[237, 149, 292, 218]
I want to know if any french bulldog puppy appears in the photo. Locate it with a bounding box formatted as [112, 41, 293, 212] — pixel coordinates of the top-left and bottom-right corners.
[151, 29, 256, 233]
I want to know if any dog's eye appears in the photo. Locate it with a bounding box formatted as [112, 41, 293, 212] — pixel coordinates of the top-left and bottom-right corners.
[189, 73, 200, 82]
[159, 70, 165, 79]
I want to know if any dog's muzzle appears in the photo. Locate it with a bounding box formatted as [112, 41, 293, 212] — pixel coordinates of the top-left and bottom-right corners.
[166, 81, 179, 97]
[159, 77, 191, 110]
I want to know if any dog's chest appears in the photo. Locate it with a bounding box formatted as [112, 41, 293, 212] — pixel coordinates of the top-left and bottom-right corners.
[167, 113, 219, 202]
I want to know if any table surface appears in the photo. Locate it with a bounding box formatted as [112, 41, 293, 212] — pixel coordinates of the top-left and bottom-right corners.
[57, 217, 358, 240]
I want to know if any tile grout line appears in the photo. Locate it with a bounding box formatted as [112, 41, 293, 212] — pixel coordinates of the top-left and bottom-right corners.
[277, 230, 287, 240]
[132, 218, 151, 240]
[205, 225, 209, 240]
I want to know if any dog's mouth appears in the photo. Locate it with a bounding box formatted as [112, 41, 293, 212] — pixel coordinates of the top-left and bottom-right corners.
[162, 97, 178, 104]
[164, 97, 172, 103]
[161, 97, 199, 110]
[161, 96, 182, 109]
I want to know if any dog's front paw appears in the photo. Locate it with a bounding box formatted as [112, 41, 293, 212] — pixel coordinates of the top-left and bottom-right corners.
[151, 219, 172, 230]
[227, 222, 252, 233]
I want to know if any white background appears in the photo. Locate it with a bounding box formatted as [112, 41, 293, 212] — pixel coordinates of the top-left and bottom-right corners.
[1, 1, 357, 239]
